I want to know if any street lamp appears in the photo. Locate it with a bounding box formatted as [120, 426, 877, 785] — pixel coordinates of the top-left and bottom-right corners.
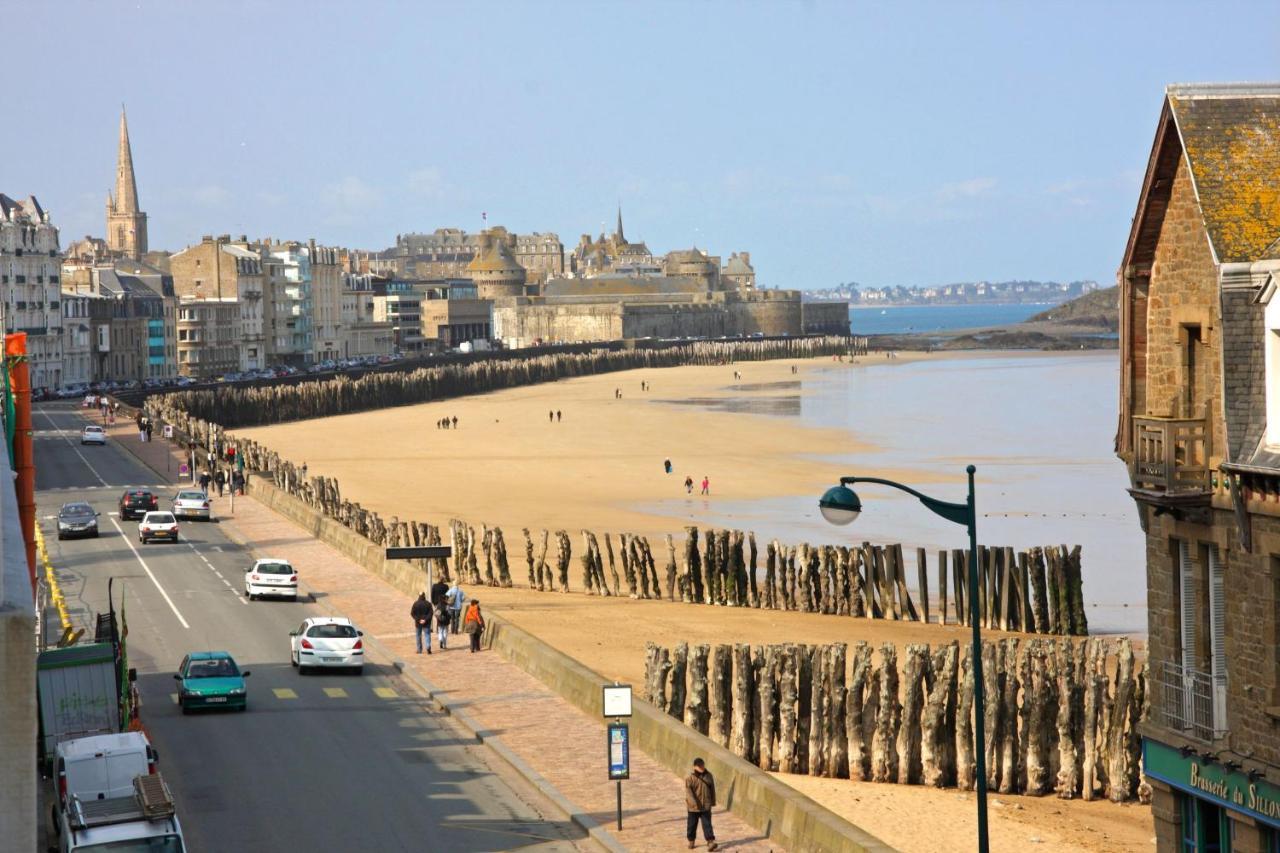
[819, 464, 988, 853]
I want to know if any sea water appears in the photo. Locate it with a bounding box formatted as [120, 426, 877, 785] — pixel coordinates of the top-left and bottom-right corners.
[645, 351, 1146, 634]
[847, 303, 1049, 335]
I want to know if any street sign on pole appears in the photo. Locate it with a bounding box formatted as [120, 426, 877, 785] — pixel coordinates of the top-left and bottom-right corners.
[603, 684, 633, 718]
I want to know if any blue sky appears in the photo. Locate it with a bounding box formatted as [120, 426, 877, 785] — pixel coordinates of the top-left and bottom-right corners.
[6, 1, 1280, 289]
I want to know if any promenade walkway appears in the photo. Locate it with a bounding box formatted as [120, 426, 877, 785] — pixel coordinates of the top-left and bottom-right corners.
[99, 411, 780, 853]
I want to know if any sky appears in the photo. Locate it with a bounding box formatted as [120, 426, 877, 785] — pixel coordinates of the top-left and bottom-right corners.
[5, 0, 1280, 290]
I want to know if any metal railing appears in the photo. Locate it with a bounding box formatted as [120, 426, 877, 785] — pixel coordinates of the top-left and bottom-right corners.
[1156, 661, 1227, 741]
[1132, 415, 1211, 492]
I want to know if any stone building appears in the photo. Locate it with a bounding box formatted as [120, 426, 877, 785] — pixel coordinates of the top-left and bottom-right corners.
[383, 227, 563, 285]
[722, 252, 756, 291]
[0, 194, 64, 390]
[169, 236, 266, 371]
[466, 230, 527, 300]
[418, 281, 491, 348]
[267, 242, 315, 364]
[663, 247, 721, 290]
[570, 209, 657, 277]
[105, 108, 148, 260]
[309, 241, 343, 362]
[176, 298, 239, 379]
[60, 292, 95, 387]
[62, 266, 174, 382]
[337, 288, 394, 358]
[1116, 83, 1280, 851]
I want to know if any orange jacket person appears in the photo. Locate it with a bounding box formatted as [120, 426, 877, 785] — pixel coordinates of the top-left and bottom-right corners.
[463, 600, 485, 653]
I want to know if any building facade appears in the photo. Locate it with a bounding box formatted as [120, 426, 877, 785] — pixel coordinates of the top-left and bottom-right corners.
[169, 236, 265, 371]
[466, 230, 527, 300]
[310, 241, 342, 362]
[60, 293, 95, 386]
[0, 194, 64, 389]
[338, 288, 394, 358]
[176, 298, 239, 379]
[268, 242, 314, 364]
[105, 108, 148, 260]
[1117, 83, 1280, 852]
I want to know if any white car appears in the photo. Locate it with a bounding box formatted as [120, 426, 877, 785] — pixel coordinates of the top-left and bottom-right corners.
[80, 425, 107, 445]
[245, 559, 297, 601]
[138, 511, 178, 544]
[290, 617, 364, 674]
[172, 490, 211, 521]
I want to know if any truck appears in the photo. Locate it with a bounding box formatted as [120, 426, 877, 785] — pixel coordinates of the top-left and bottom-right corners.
[457, 339, 492, 354]
[56, 772, 185, 853]
[37, 643, 122, 769]
[52, 732, 159, 830]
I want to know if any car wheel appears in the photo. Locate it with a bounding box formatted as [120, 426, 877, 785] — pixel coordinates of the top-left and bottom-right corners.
[92, 529, 99, 538]
[290, 652, 298, 668]
[57, 533, 64, 541]
[352, 666, 364, 676]
[139, 536, 146, 544]
[298, 663, 308, 676]
[180, 700, 190, 715]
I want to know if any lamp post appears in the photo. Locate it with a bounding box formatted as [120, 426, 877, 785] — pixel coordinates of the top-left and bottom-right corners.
[819, 464, 988, 853]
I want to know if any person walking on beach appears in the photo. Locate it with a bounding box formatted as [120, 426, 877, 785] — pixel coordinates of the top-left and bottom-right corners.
[447, 578, 466, 634]
[700, 476, 710, 496]
[214, 468, 226, 497]
[549, 410, 554, 423]
[411, 592, 433, 654]
[452, 416, 458, 429]
[664, 458, 672, 474]
[555, 410, 561, 422]
[463, 599, 485, 652]
[685, 758, 718, 850]
[301, 461, 308, 480]
[684, 475, 694, 495]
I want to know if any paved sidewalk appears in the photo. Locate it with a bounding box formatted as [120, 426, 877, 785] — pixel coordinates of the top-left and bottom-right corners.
[97, 409, 780, 852]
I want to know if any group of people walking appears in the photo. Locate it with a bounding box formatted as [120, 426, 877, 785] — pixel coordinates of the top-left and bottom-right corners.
[411, 578, 484, 654]
[436, 417, 459, 429]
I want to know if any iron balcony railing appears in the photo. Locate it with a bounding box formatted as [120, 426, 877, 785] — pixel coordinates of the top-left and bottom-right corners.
[1132, 415, 1211, 492]
[1155, 661, 1227, 742]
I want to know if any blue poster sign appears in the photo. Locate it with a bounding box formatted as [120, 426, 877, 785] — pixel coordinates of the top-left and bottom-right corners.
[608, 722, 630, 781]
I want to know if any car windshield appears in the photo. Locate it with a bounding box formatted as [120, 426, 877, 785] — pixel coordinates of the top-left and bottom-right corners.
[77, 836, 184, 852]
[84, 426, 103, 433]
[307, 624, 357, 639]
[61, 504, 94, 516]
[127, 492, 154, 502]
[176, 492, 205, 501]
[146, 513, 175, 524]
[257, 563, 293, 575]
[187, 658, 238, 678]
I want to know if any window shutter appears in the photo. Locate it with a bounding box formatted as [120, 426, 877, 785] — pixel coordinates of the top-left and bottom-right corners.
[1207, 544, 1227, 733]
[1179, 540, 1196, 675]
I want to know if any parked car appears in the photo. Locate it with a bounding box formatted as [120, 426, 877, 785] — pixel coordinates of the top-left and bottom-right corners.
[171, 490, 210, 521]
[118, 490, 159, 520]
[57, 503, 100, 540]
[80, 425, 107, 446]
[290, 617, 364, 674]
[244, 558, 297, 601]
[173, 652, 249, 713]
[138, 511, 178, 544]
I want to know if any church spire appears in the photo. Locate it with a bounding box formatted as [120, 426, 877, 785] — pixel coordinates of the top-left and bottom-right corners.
[115, 106, 140, 214]
[615, 203, 625, 244]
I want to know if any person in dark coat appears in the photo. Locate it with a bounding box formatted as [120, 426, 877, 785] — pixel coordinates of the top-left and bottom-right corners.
[411, 593, 433, 654]
[214, 468, 226, 497]
[430, 578, 449, 609]
[685, 758, 718, 850]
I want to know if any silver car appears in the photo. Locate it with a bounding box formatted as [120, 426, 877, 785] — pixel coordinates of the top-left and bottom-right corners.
[172, 490, 211, 521]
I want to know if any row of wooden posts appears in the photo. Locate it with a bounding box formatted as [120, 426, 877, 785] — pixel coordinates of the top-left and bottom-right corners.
[644, 637, 1148, 803]
[148, 336, 855, 429]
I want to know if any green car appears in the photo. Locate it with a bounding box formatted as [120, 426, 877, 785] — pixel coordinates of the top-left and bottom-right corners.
[174, 651, 250, 713]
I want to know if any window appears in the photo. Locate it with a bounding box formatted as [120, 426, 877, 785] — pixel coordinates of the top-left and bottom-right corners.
[1204, 544, 1227, 731]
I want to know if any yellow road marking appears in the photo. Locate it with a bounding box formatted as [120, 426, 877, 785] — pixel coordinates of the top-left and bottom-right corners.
[323, 687, 348, 698]
[272, 688, 298, 699]
[373, 687, 397, 699]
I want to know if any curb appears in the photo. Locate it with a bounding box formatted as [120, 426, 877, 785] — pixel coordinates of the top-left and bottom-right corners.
[210, 503, 626, 853]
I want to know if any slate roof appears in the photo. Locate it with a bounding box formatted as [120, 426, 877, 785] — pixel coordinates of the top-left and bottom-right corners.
[1168, 84, 1280, 263]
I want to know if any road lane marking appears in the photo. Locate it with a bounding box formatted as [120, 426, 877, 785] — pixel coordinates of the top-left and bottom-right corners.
[272, 688, 297, 699]
[38, 409, 109, 486]
[108, 516, 190, 629]
[170, 694, 178, 704]
[322, 687, 347, 698]
[373, 687, 398, 699]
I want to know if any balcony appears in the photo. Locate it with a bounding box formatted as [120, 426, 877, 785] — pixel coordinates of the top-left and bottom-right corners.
[1130, 415, 1212, 510]
[1153, 661, 1227, 742]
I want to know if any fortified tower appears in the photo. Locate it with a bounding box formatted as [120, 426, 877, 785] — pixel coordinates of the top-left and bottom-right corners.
[106, 107, 148, 259]
[467, 229, 527, 299]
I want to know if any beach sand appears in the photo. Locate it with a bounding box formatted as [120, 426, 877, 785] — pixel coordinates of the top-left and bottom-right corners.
[239, 355, 943, 542]
[239, 354, 1153, 851]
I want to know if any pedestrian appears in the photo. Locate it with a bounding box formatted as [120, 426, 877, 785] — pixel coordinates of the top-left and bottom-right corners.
[226, 445, 236, 466]
[411, 593, 433, 654]
[430, 576, 449, 610]
[549, 410, 554, 423]
[301, 462, 308, 480]
[107, 408, 115, 425]
[232, 470, 245, 495]
[701, 476, 710, 496]
[214, 468, 226, 497]
[447, 578, 466, 634]
[463, 599, 485, 652]
[684, 475, 694, 495]
[199, 470, 212, 494]
[685, 758, 718, 850]
[434, 597, 450, 650]
[144, 420, 152, 442]
[664, 458, 672, 474]
[556, 410, 561, 422]
[451, 416, 458, 429]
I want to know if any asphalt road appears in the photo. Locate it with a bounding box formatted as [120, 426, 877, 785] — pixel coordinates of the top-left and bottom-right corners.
[36, 403, 592, 853]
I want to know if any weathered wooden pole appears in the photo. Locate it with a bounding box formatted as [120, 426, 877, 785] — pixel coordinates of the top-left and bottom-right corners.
[685, 644, 711, 735]
[730, 644, 754, 761]
[938, 549, 949, 626]
[709, 644, 733, 748]
[897, 644, 928, 784]
[847, 642, 872, 782]
[917, 547, 930, 625]
[922, 642, 958, 788]
[871, 644, 900, 782]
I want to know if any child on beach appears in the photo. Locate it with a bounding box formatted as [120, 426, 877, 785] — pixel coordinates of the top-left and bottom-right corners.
[684, 476, 694, 494]
[700, 476, 710, 496]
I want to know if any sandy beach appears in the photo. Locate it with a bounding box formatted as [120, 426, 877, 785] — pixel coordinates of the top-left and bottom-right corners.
[240, 356, 936, 541]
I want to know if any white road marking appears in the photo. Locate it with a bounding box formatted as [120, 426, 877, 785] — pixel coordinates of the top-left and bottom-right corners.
[38, 409, 109, 486]
[184, 540, 247, 605]
[108, 516, 190, 629]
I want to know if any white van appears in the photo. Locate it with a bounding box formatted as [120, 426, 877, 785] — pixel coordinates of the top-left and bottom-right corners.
[54, 732, 157, 818]
[57, 772, 184, 853]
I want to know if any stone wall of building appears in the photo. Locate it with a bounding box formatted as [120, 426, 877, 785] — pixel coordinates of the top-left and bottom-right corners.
[1145, 158, 1226, 456]
[802, 301, 850, 335]
[493, 299, 623, 344]
[724, 289, 803, 336]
